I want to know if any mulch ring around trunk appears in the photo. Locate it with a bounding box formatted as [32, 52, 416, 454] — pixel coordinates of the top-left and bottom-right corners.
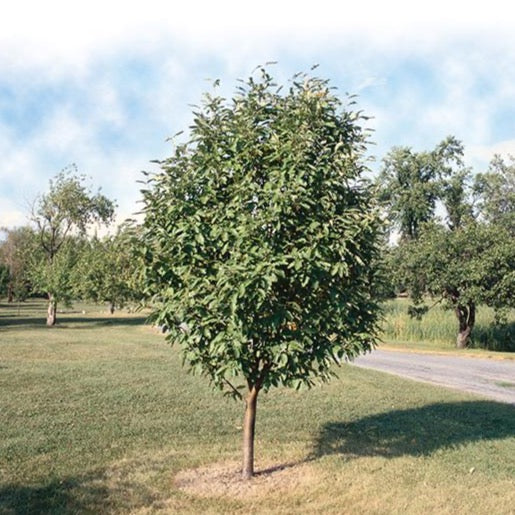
[174, 459, 315, 499]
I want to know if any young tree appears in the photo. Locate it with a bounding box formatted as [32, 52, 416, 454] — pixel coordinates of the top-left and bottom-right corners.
[31, 167, 115, 325]
[31, 237, 84, 316]
[141, 67, 381, 479]
[73, 227, 142, 313]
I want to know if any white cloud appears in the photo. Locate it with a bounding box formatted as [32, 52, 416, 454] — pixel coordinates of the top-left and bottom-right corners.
[2, 0, 515, 231]
[0, 200, 28, 228]
[469, 140, 515, 165]
[3, 1, 515, 76]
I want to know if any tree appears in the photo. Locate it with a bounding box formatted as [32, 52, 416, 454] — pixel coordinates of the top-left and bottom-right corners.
[474, 154, 515, 233]
[31, 167, 115, 325]
[0, 226, 38, 302]
[31, 237, 84, 316]
[377, 136, 466, 240]
[394, 222, 515, 348]
[141, 67, 381, 479]
[380, 140, 515, 348]
[73, 227, 142, 313]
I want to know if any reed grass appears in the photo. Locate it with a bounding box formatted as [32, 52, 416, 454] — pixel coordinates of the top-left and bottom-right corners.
[381, 298, 515, 352]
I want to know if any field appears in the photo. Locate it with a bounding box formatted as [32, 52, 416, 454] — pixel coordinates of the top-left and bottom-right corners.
[381, 298, 515, 353]
[1, 299, 514, 514]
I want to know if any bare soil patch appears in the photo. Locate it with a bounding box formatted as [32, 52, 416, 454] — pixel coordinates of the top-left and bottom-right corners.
[174, 460, 315, 499]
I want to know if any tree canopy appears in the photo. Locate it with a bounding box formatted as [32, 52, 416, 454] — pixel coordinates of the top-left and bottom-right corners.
[378, 136, 468, 240]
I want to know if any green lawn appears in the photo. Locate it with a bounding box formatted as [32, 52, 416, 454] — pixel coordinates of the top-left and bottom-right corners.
[381, 298, 515, 354]
[1, 299, 514, 513]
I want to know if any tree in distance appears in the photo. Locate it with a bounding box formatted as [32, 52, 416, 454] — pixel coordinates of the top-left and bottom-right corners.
[141, 67, 381, 479]
[473, 154, 515, 234]
[0, 226, 37, 302]
[73, 226, 143, 313]
[30, 166, 116, 326]
[378, 140, 515, 348]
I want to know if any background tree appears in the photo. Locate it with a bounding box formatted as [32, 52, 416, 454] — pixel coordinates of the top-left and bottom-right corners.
[0, 226, 38, 302]
[377, 136, 466, 241]
[31, 166, 115, 325]
[141, 67, 381, 479]
[394, 222, 515, 348]
[473, 154, 515, 233]
[379, 140, 515, 348]
[73, 227, 142, 313]
[30, 237, 84, 316]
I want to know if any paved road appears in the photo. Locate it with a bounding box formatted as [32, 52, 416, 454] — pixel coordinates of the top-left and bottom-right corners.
[353, 349, 515, 404]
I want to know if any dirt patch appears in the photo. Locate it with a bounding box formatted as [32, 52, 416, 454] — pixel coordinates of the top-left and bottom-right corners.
[174, 460, 315, 499]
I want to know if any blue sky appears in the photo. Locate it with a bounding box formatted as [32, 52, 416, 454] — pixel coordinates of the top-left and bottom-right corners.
[1, 1, 515, 228]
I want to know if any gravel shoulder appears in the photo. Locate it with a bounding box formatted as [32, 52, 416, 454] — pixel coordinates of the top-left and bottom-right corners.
[353, 349, 515, 404]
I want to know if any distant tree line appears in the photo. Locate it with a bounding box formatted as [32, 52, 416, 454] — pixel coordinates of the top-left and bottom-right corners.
[0, 116, 513, 347]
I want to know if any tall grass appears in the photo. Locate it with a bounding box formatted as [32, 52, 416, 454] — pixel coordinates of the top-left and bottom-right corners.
[381, 298, 515, 351]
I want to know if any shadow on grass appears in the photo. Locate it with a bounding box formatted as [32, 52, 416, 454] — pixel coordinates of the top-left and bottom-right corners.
[313, 401, 515, 460]
[0, 470, 162, 514]
[0, 315, 148, 330]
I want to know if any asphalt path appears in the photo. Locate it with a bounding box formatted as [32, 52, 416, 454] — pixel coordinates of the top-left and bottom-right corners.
[353, 349, 515, 404]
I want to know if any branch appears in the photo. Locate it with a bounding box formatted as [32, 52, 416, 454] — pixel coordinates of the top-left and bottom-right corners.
[426, 296, 444, 311]
[223, 378, 243, 401]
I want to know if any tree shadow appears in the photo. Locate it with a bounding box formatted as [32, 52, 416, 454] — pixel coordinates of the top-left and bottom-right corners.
[0, 315, 148, 330]
[0, 469, 161, 514]
[313, 401, 515, 460]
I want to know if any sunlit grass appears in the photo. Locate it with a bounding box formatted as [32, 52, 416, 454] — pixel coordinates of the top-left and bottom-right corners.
[1, 298, 514, 513]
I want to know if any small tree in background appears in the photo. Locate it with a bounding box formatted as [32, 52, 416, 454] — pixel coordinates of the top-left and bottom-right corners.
[73, 227, 142, 313]
[31, 166, 115, 325]
[141, 67, 381, 479]
[0, 226, 37, 302]
[31, 237, 84, 315]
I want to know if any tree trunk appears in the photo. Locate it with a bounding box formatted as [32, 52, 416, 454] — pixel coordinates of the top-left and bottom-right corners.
[109, 302, 115, 315]
[47, 295, 57, 326]
[7, 283, 14, 303]
[455, 302, 475, 348]
[242, 386, 259, 480]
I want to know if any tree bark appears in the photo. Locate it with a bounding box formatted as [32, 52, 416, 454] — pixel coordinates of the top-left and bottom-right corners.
[242, 386, 259, 480]
[7, 283, 14, 303]
[47, 295, 57, 326]
[455, 302, 475, 348]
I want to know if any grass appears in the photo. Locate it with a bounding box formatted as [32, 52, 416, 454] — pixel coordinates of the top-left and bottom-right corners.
[1, 298, 514, 513]
[381, 298, 515, 354]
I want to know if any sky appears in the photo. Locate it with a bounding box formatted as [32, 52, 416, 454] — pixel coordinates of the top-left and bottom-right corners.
[1, 0, 515, 229]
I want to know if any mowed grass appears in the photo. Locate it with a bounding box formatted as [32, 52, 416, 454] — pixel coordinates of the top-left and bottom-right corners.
[381, 298, 515, 354]
[1, 299, 514, 514]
